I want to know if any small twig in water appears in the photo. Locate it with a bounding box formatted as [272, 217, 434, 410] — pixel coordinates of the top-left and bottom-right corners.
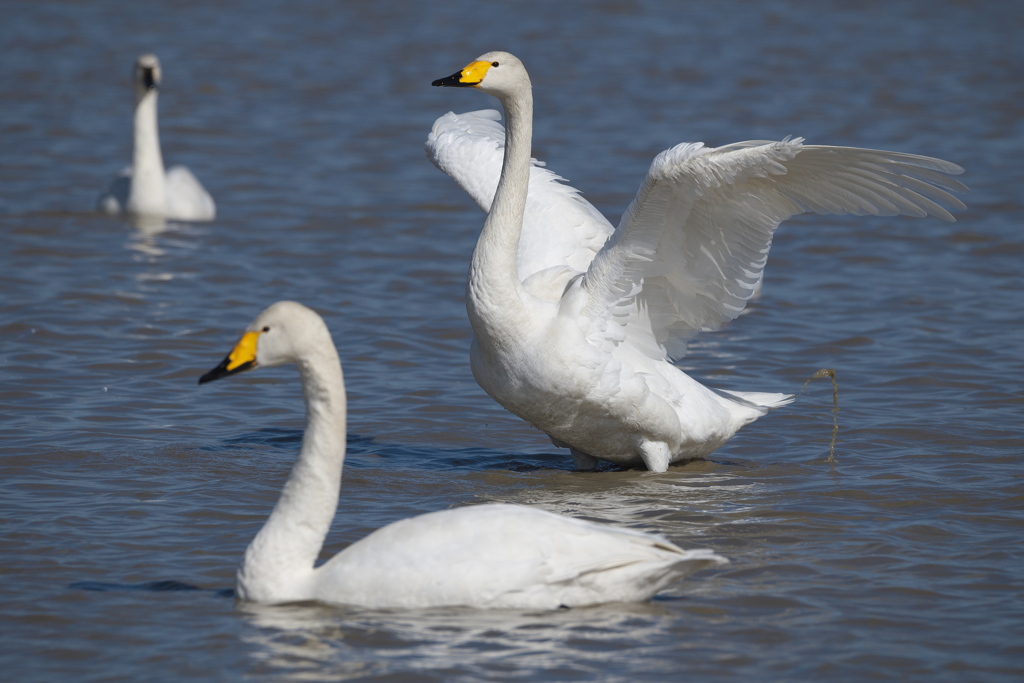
[801, 368, 839, 462]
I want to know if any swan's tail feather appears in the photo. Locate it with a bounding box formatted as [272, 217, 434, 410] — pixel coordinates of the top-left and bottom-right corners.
[668, 549, 729, 578]
[718, 389, 795, 412]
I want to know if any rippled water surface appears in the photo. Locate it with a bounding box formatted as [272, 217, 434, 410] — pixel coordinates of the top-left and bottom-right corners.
[2, 1, 1022, 680]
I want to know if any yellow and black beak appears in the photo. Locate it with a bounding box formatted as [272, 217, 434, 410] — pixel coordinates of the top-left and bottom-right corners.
[198, 331, 260, 384]
[432, 60, 493, 88]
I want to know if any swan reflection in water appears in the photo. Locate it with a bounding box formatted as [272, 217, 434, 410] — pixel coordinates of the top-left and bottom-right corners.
[123, 213, 169, 256]
[237, 598, 704, 680]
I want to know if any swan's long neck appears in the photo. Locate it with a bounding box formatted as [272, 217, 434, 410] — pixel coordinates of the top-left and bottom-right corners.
[236, 348, 347, 602]
[466, 85, 535, 344]
[127, 90, 167, 216]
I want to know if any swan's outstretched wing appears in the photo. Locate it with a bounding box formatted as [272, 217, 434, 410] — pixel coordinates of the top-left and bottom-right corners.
[166, 165, 216, 221]
[580, 138, 967, 358]
[427, 109, 613, 279]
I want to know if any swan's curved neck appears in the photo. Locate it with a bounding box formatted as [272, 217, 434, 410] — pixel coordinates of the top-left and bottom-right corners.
[127, 91, 166, 215]
[466, 85, 535, 342]
[236, 347, 348, 602]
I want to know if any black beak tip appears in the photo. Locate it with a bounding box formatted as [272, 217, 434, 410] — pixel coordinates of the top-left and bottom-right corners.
[432, 72, 473, 88]
[198, 357, 241, 385]
[198, 365, 224, 385]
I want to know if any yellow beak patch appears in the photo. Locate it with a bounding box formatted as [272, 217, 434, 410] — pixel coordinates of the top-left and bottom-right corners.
[459, 60, 493, 85]
[226, 331, 260, 371]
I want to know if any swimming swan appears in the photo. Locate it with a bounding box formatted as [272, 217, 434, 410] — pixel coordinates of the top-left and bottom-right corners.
[198, 301, 727, 609]
[430, 51, 967, 472]
[98, 54, 215, 221]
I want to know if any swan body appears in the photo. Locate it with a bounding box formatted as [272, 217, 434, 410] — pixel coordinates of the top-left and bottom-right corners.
[430, 52, 967, 472]
[98, 54, 215, 221]
[199, 301, 726, 609]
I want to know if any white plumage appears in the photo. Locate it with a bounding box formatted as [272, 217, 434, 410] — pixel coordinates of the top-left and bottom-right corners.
[428, 109, 614, 283]
[430, 51, 967, 472]
[98, 54, 215, 222]
[199, 301, 726, 609]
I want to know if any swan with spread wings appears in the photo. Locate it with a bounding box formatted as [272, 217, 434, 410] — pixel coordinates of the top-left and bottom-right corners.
[430, 52, 966, 472]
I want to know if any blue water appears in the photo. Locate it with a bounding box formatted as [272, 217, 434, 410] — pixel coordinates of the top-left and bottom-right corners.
[1, 0, 1022, 680]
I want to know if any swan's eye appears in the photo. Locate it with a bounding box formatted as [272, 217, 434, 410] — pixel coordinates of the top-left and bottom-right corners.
[262, 326, 270, 332]
[491, 61, 499, 67]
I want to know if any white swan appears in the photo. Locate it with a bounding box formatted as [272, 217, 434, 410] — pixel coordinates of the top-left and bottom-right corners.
[198, 301, 726, 609]
[430, 51, 967, 472]
[98, 54, 215, 221]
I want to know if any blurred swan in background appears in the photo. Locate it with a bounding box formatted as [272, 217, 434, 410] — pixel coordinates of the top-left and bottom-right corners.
[98, 54, 215, 221]
[198, 301, 726, 609]
[429, 51, 967, 472]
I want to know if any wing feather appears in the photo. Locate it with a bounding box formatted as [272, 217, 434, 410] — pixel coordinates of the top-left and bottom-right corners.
[427, 110, 614, 279]
[580, 139, 966, 358]
[165, 165, 216, 221]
